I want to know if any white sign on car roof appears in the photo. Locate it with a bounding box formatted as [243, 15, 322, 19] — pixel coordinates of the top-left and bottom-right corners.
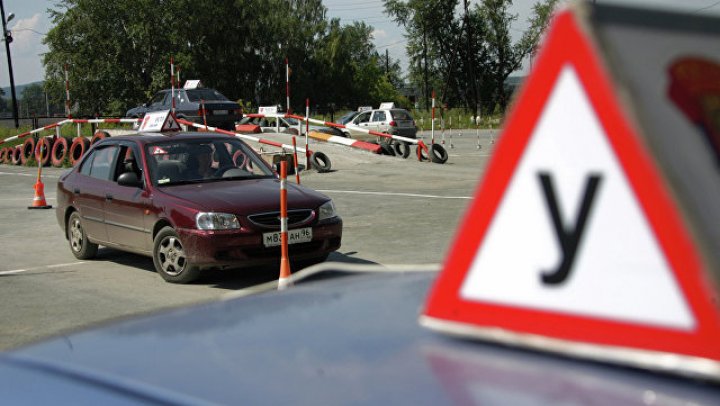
[183, 80, 202, 89]
[379, 102, 395, 109]
[259, 106, 278, 115]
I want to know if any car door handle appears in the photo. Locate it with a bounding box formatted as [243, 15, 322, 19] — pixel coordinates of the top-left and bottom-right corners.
[105, 194, 113, 201]
[73, 188, 80, 195]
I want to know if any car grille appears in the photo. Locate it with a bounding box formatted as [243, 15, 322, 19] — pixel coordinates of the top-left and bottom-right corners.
[247, 209, 315, 230]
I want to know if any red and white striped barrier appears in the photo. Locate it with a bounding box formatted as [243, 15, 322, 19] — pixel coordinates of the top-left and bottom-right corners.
[0, 120, 70, 146]
[176, 118, 309, 155]
[305, 130, 381, 154]
[286, 114, 430, 160]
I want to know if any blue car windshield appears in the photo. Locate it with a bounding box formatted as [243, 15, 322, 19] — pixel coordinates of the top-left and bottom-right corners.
[146, 138, 274, 186]
[186, 89, 228, 102]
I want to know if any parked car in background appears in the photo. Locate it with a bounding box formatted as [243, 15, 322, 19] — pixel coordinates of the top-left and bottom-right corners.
[236, 116, 344, 137]
[336, 110, 360, 125]
[55, 132, 342, 283]
[343, 107, 417, 141]
[126, 87, 242, 130]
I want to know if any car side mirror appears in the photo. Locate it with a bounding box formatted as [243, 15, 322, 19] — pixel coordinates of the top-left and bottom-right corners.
[118, 172, 142, 188]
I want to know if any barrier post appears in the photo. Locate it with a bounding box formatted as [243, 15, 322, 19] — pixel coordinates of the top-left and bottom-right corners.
[201, 99, 208, 127]
[305, 98, 311, 169]
[285, 57, 291, 114]
[431, 91, 435, 145]
[476, 117, 481, 150]
[170, 56, 176, 113]
[292, 136, 300, 184]
[278, 160, 292, 290]
[64, 63, 71, 119]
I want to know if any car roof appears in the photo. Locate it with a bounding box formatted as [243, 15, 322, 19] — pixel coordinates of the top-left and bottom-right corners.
[103, 132, 240, 146]
[1, 270, 717, 404]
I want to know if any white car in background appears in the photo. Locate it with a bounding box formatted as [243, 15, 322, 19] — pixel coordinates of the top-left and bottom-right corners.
[343, 104, 417, 142]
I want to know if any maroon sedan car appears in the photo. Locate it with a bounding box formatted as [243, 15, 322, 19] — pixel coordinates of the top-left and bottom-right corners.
[55, 132, 342, 283]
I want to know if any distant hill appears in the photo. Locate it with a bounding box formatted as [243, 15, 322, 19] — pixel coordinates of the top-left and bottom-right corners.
[1, 81, 43, 99]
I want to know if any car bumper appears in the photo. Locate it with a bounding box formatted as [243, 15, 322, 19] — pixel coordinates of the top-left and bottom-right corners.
[176, 218, 343, 268]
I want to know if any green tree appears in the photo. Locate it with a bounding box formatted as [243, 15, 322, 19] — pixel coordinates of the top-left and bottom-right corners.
[384, 0, 558, 114]
[20, 83, 47, 116]
[42, 0, 395, 116]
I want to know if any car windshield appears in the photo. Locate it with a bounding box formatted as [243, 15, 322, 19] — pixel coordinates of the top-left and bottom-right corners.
[186, 89, 229, 102]
[146, 138, 274, 186]
[390, 109, 413, 120]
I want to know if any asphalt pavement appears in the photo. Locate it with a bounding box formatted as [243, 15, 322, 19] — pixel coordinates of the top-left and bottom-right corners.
[0, 128, 499, 350]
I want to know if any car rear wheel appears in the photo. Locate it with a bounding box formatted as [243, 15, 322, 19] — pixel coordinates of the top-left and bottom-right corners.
[68, 212, 98, 260]
[153, 227, 201, 284]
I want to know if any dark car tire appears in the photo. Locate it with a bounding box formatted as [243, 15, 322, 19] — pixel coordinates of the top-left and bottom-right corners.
[311, 151, 332, 173]
[380, 141, 396, 156]
[429, 143, 449, 164]
[393, 141, 411, 159]
[68, 211, 99, 260]
[153, 227, 201, 284]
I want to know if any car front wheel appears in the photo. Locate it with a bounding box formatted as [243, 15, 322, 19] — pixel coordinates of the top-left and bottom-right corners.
[153, 227, 201, 283]
[68, 211, 99, 260]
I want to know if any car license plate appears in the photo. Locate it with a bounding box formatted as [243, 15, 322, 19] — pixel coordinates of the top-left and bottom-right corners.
[213, 110, 228, 115]
[263, 228, 312, 247]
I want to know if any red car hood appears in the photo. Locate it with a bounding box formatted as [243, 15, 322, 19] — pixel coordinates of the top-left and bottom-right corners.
[158, 178, 329, 215]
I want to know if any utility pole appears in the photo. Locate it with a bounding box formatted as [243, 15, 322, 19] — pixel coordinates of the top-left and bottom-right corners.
[0, 0, 18, 128]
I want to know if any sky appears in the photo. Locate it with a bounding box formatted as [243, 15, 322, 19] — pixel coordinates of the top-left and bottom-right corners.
[1, 0, 719, 88]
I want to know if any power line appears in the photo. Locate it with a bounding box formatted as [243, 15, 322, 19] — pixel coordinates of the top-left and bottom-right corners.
[693, 0, 720, 13]
[376, 39, 406, 49]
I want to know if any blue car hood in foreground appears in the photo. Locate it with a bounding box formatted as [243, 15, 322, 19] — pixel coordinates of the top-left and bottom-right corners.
[0, 271, 718, 405]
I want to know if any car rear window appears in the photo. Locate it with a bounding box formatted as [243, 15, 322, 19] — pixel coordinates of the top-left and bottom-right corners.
[390, 109, 413, 120]
[186, 89, 229, 102]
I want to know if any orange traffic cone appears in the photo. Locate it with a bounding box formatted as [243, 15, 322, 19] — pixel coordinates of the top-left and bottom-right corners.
[28, 179, 52, 209]
[28, 161, 52, 210]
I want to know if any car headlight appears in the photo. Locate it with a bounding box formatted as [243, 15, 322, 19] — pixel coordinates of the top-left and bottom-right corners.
[318, 200, 337, 221]
[196, 212, 240, 230]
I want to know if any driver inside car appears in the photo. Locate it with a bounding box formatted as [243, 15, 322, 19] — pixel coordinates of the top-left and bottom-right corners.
[184, 145, 215, 179]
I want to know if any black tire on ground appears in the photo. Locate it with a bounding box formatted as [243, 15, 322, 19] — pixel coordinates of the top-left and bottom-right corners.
[311, 151, 332, 173]
[430, 143, 449, 164]
[393, 141, 411, 159]
[380, 141, 396, 156]
[153, 226, 202, 284]
[68, 211, 99, 260]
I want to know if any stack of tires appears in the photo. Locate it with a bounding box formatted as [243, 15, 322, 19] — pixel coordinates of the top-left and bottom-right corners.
[376, 139, 448, 164]
[0, 130, 110, 167]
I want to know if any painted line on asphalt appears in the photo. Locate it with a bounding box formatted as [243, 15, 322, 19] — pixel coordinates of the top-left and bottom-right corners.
[0, 171, 61, 178]
[316, 189, 471, 200]
[0, 197, 57, 201]
[0, 261, 86, 276]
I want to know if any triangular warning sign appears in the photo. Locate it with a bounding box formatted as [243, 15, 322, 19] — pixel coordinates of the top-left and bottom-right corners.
[421, 8, 720, 378]
[138, 110, 181, 133]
